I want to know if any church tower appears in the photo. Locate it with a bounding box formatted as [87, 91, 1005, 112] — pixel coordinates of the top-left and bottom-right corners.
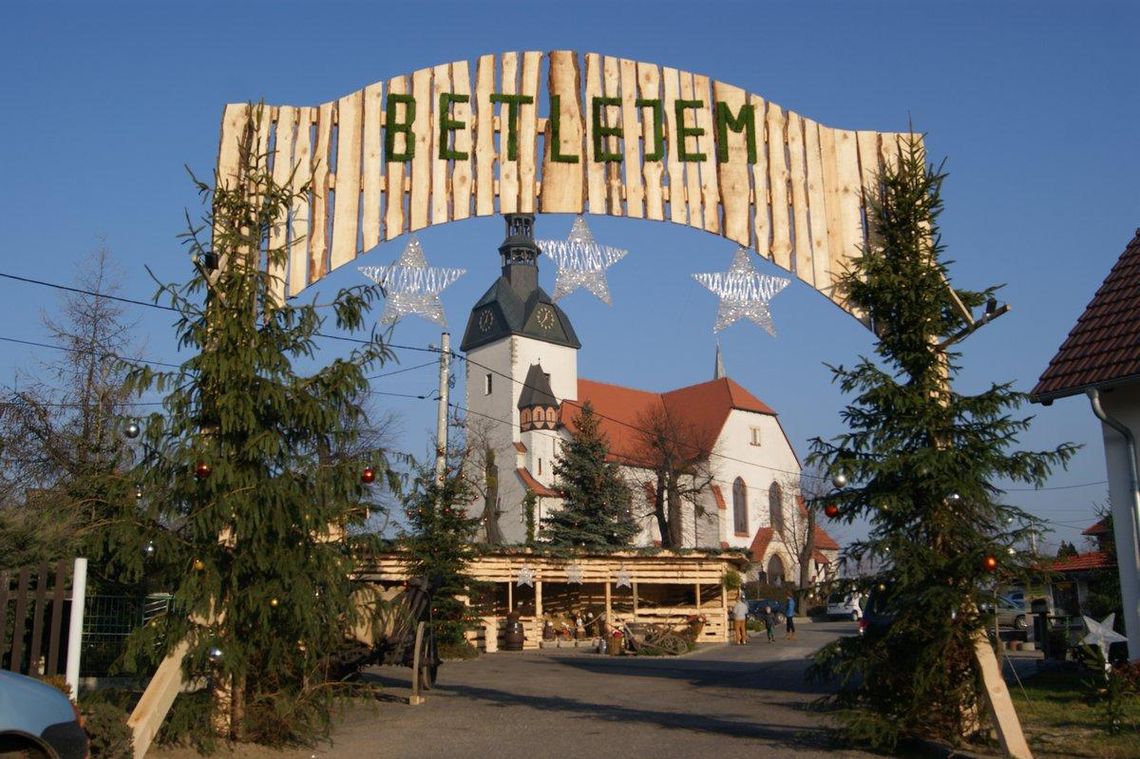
[460, 214, 579, 543]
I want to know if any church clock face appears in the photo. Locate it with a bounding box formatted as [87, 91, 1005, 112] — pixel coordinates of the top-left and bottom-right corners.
[478, 308, 494, 333]
[535, 305, 555, 331]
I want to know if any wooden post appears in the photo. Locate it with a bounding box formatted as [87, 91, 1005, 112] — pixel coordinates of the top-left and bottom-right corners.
[507, 580, 513, 614]
[409, 622, 425, 706]
[535, 578, 543, 619]
[631, 581, 638, 619]
[604, 578, 612, 627]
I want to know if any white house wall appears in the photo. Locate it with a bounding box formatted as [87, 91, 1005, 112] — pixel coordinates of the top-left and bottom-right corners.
[1095, 385, 1140, 661]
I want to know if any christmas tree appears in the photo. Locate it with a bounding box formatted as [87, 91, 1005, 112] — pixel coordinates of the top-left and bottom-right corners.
[118, 106, 394, 744]
[541, 403, 638, 548]
[807, 136, 1076, 749]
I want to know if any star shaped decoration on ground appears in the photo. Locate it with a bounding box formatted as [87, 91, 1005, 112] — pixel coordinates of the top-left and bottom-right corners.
[516, 563, 535, 587]
[359, 236, 466, 327]
[566, 564, 584, 584]
[537, 216, 628, 304]
[1082, 613, 1128, 670]
[693, 248, 791, 335]
[615, 565, 632, 589]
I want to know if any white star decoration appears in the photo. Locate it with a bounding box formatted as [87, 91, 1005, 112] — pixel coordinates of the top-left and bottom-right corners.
[359, 236, 465, 327]
[693, 248, 790, 335]
[1082, 613, 1128, 671]
[615, 566, 632, 589]
[537, 216, 628, 304]
[516, 564, 535, 587]
[566, 564, 583, 584]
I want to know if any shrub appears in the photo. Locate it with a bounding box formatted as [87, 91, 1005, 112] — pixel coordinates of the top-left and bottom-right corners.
[83, 702, 134, 759]
[438, 641, 479, 660]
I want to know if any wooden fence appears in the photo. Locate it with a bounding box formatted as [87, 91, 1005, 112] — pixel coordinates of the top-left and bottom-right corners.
[1, 560, 76, 679]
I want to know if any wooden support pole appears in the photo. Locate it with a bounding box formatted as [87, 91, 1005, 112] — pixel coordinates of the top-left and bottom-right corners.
[535, 579, 543, 619]
[631, 581, 638, 619]
[409, 621, 425, 706]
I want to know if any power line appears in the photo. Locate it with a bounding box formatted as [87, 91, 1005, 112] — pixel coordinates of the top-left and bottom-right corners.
[0, 271, 178, 312]
[0, 335, 184, 369]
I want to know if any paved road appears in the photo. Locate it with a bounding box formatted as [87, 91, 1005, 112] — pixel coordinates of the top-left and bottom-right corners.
[319, 620, 885, 758]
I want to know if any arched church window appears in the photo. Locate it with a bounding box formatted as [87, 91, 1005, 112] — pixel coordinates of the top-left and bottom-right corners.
[545, 407, 557, 424]
[766, 554, 785, 584]
[769, 482, 785, 534]
[732, 477, 748, 535]
[520, 408, 531, 427]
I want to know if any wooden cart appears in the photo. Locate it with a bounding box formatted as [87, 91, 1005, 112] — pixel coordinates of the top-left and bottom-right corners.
[622, 621, 689, 656]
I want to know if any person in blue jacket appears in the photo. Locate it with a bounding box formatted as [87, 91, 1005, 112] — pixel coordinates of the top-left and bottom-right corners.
[784, 593, 797, 640]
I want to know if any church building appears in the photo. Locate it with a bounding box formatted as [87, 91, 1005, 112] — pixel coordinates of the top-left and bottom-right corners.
[459, 214, 837, 584]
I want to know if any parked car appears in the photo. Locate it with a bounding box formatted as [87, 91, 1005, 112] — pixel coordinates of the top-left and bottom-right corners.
[984, 596, 1028, 630]
[746, 599, 787, 626]
[826, 592, 863, 621]
[857, 585, 895, 637]
[0, 671, 89, 759]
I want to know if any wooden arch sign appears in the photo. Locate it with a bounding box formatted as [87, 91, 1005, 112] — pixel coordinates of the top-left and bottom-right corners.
[215, 50, 916, 321]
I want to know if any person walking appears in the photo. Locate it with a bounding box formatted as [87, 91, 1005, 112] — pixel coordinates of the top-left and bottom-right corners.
[783, 593, 797, 640]
[732, 595, 749, 645]
[762, 604, 776, 642]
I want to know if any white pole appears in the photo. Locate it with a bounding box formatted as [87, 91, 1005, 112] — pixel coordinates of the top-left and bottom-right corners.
[65, 558, 87, 700]
[434, 332, 450, 488]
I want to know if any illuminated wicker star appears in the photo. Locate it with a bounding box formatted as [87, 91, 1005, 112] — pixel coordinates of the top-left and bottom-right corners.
[693, 248, 790, 335]
[1082, 613, 1128, 671]
[537, 216, 627, 304]
[615, 565, 632, 589]
[359, 236, 465, 327]
[566, 564, 584, 584]
[516, 564, 535, 587]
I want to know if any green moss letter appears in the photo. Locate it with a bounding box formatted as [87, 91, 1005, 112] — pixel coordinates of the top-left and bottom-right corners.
[674, 99, 705, 162]
[715, 101, 757, 164]
[490, 93, 534, 161]
[385, 93, 416, 163]
[591, 96, 623, 163]
[438, 93, 469, 161]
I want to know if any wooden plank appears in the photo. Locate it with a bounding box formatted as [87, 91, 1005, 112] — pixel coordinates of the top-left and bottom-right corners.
[498, 52, 520, 214]
[214, 103, 249, 276]
[473, 55, 496, 217]
[856, 130, 882, 251]
[637, 61, 665, 221]
[619, 58, 644, 219]
[834, 129, 864, 276]
[819, 125, 848, 306]
[409, 66, 432, 231]
[384, 75, 409, 239]
[713, 80, 751, 247]
[583, 53, 606, 214]
[10, 569, 29, 671]
[361, 82, 384, 250]
[765, 103, 792, 271]
[602, 55, 623, 216]
[287, 108, 313, 297]
[678, 71, 704, 231]
[661, 66, 686, 225]
[331, 90, 364, 270]
[450, 61, 474, 221]
[785, 111, 813, 285]
[430, 63, 452, 226]
[540, 50, 585, 213]
[307, 101, 333, 285]
[128, 639, 191, 759]
[804, 118, 832, 290]
[268, 106, 296, 305]
[28, 563, 48, 676]
[974, 630, 1034, 758]
[46, 559, 67, 676]
[518, 51, 541, 213]
[692, 74, 719, 234]
[749, 94, 771, 259]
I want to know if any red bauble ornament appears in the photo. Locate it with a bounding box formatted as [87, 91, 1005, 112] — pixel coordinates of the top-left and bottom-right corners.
[361, 466, 376, 484]
[982, 555, 998, 573]
[195, 461, 211, 480]
[824, 503, 840, 519]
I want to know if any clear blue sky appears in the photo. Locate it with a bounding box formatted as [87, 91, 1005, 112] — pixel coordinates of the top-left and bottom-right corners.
[2, 1, 1137, 551]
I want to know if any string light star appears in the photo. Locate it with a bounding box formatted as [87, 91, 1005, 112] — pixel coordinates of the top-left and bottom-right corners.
[537, 216, 628, 304]
[1082, 613, 1128, 672]
[615, 565, 632, 589]
[516, 563, 535, 587]
[567, 564, 584, 584]
[693, 248, 790, 335]
[359, 236, 465, 327]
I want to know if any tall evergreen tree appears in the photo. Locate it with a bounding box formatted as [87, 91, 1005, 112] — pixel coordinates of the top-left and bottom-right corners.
[542, 403, 637, 548]
[116, 107, 395, 744]
[807, 136, 1076, 750]
[401, 462, 481, 648]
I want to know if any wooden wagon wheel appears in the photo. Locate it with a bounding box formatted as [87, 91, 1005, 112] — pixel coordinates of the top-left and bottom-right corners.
[657, 634, 689, 656]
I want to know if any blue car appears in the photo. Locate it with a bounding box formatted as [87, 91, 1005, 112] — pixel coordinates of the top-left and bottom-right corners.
[0, 671, 89, 758]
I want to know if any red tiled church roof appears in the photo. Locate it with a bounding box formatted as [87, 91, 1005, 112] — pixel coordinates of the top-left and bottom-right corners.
[749, 527, 774, 562]
[516, 467, 559, 498]
[1032, 229, 1140, 402]
[812, 526, 840, 551]
[561, 376, 776, 466]
[1083, 518, 1110, 536]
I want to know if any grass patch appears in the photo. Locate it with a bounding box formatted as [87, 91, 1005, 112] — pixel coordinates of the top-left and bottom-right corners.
[1014, 668, 1139, 758]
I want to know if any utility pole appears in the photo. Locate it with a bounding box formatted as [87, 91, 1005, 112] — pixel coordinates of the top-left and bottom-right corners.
[435, 332, 450, 488]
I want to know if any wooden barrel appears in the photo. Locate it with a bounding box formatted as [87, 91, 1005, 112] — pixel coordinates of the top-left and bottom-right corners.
[503, 613, 525, 651]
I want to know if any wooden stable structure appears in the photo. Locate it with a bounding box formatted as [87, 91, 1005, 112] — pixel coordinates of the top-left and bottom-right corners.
[360, 550, 750, 651]
[216, 50, 915, 323]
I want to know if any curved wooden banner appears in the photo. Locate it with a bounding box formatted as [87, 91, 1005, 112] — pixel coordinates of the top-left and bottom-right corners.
[216, 51, 915, 321]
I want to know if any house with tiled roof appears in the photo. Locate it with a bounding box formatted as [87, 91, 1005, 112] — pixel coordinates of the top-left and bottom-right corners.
[1031, 227, 1140, 661]
[1045, 518, 1118, 618]
[460, 215, 838, 584]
